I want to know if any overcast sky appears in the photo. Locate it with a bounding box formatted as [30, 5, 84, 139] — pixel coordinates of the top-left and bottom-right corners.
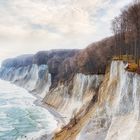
[0, 0, 132, 61]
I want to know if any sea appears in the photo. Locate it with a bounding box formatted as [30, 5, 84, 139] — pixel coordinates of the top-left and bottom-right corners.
[0, 79, 57, 140]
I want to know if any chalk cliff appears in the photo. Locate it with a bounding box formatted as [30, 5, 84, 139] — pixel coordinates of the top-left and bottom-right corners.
[0, 64, 51, 98]
[43, 73, 103, 124]
[1, 38, 139, 140]
[76, 61, 140, 140]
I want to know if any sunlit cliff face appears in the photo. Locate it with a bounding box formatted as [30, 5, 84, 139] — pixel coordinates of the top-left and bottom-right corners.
[0, 64, 51, 98]
[43, 73, 103, 123]
[78, 61, 140, 140]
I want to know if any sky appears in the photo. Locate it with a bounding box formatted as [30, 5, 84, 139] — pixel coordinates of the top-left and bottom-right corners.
[0, 0, 132, 61]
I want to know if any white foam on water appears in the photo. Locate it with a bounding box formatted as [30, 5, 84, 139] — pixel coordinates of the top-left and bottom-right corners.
[0, 79, 57, 140]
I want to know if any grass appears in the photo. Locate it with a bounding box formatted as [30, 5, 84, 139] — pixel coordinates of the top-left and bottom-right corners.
[113, 55, 134, 62]
[112, 56, 123, 61]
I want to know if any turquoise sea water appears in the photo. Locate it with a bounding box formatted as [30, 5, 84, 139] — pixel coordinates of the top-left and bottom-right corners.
[0, 80, 57, 140]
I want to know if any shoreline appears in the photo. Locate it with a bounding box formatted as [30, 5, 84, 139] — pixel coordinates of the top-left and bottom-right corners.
[0, 78, 65, 140]
[0, 79, 62, 140]
[31, 92, 66, 140]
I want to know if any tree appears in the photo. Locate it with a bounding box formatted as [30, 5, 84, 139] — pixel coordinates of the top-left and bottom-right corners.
[111, 1, 140, 66]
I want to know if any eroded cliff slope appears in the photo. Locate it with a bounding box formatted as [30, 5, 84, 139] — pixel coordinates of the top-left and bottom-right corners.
[77, 61, 140, 140]
[43, 73, 103, 124]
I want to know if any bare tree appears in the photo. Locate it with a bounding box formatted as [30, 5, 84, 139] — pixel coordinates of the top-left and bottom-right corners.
[111, 1, 140, 66]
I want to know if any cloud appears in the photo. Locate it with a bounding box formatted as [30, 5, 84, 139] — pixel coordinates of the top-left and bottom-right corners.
[0, 0, 113, 38]
[0, 0, 132, 60]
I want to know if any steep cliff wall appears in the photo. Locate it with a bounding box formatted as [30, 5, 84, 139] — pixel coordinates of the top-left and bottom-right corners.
[76, 61, 140, 140]
[43, 74, 103, 124]
[0, 64, 51, 98]
[0, 49, 79, 97]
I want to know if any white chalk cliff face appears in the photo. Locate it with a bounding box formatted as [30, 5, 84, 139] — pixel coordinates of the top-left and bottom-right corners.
[43, 74, 104, 124]
[0, 64, 51, 98]
[77, 61, 140, 140]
